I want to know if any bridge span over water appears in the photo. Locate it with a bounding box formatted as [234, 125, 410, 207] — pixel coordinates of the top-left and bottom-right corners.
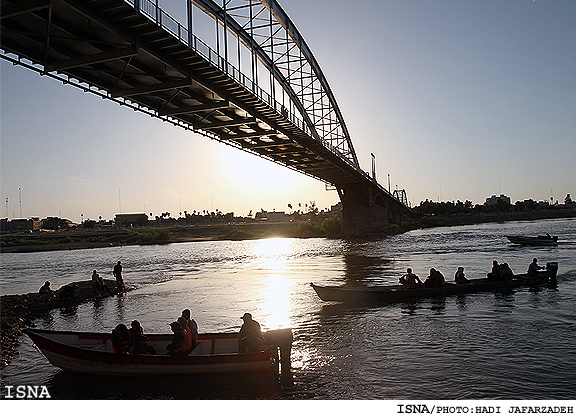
[1, 0, 412, 234]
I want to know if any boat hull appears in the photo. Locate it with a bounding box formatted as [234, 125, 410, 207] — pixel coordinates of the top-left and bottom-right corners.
[506, 235, 558, 245]
[25, 328, 291, 376]
[311, 263, 558, 304]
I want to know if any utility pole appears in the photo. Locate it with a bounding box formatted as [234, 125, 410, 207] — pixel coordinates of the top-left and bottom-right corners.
[371, 153, 376, 180]
[19, 188, 22, 218]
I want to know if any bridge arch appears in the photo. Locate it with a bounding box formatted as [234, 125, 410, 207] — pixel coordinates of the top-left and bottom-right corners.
[188, 0, 358, 168]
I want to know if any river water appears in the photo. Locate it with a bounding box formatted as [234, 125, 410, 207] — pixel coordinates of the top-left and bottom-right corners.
[1, 218, 576, 400]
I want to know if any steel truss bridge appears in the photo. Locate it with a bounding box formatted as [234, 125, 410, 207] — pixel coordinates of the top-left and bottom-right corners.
[1, 0, 411, 234]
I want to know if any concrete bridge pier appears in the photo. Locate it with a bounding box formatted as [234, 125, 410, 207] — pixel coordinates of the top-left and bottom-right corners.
[337, 185, 409, 236]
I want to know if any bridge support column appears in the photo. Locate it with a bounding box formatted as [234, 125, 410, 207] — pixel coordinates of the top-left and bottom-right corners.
[338, 184, 408, 236]
[337, 185, 385, 236]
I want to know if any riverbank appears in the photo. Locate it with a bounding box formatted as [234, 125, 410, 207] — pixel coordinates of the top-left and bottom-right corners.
[2, 208, 576, 254]
[0, 220, 342, 253]
[416, 206, 576, 228]
[1, 279, 128, 370]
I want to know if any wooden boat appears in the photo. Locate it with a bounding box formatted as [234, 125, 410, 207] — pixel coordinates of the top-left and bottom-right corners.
[311, 262, 558, 304]
[24, 327, 292, 376]
[506, 235, 558, 245]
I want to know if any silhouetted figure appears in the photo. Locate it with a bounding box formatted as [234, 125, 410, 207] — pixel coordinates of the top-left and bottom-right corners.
[39, 281, 54, 300]
[113, 261, 125, 292]
[527, 258, 544, 276]
[424, 268, 446, 288]
[454, 267, 469, 284]
[181, 309, 198, 350]
[238, 313, 265, 353]
[399, 268, 423, 289]
[166, 320, 192, 356]
[129, 320, 156, 355]
[487, 261, 502, 281]
[500, 263, 514, 280]
[112, 324, 132, 354]
[91, 270, 105, 291]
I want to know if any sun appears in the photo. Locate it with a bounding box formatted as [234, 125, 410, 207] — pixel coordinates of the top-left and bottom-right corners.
[221, 146, 305, 191]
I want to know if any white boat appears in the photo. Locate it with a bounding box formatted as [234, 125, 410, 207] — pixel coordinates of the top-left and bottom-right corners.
[25, 328, 292, 376]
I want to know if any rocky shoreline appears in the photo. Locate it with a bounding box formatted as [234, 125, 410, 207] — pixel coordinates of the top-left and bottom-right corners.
[1, 279, 128, 374]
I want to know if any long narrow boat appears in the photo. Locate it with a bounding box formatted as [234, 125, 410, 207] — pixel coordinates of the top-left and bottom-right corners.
[506, 235, 558, 245]
[311, 262, 558, 304]
[24, 328, 292, 376]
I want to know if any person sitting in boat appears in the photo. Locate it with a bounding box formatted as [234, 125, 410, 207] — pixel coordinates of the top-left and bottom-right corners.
[112, 324, 132, 354]
[181, 309, 198, 350]
[91, 270, 105, 291]
[454, 267, 469, 284]
[166, 319, 192, 356]
[238, 313, 265, 353]
[38, 281, 55, 300]
[424, 268, 446, 288]
[500, 263, 514, 280]
[399, 268, 423, 289]
[487, 261, 503, 281]
[129, 320, 156, 355]
[527, 258, 544, 276]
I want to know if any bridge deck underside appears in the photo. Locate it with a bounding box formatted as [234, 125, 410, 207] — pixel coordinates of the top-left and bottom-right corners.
[1, 0, 364, 186]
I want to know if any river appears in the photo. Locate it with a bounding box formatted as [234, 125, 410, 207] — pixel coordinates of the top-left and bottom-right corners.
[1, 218, 575, 400]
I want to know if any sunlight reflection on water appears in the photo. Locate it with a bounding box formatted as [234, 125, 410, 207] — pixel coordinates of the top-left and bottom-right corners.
[1, 218, 576, 399]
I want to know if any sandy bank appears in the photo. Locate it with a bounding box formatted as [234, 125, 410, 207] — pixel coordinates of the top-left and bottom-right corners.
[1, 279, 128, 370]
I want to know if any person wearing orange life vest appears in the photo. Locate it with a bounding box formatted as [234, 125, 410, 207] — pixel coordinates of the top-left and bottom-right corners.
[181, 309, 198, 349]
[424, 268, 446, 288]
[166, 318, 192, 356]
[399, 268, 423, 289]
[112, 324, 132, 354]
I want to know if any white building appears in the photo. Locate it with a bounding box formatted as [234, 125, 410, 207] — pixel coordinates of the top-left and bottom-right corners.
[485, 194, 511, 206]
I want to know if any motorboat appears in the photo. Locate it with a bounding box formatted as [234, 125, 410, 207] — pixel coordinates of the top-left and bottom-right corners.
[506, 235, 558, 245]
[311, 262, 558, 303]
[24, 327, 292, 376]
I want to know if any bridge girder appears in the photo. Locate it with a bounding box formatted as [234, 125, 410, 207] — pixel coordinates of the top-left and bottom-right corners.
[1, 0, 411, 232]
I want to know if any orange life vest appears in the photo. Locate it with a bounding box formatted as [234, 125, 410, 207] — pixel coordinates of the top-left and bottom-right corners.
[112, 328, 130, 353]
[171, 327, 192, 355]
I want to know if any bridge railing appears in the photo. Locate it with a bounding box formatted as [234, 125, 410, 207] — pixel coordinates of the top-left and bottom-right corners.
[127, 0, 304, 128]
[124, 0, 370, 180]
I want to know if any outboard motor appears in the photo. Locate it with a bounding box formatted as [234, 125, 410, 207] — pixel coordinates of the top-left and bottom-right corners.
[546, 262, 559, 283]
[264, 328, 293, 381]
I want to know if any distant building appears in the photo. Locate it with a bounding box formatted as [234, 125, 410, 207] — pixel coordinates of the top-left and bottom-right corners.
[0, 218, 42, 233]
[330, 202, 343, 214]
[115, 213, 148, 228]
[42, 217, 74, 230]
[254, 210, 289, 222]
[485, 194, 511, 206]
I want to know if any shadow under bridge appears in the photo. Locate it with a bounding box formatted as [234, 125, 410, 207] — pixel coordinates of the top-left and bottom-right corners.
[0, 0, 412, 234]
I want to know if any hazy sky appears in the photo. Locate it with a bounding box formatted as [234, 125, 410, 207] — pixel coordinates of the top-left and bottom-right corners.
[1, 0, 575, 222]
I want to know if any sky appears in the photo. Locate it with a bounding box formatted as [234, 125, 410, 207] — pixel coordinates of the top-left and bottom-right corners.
[1, 0, 575, 222]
